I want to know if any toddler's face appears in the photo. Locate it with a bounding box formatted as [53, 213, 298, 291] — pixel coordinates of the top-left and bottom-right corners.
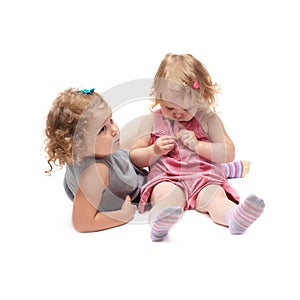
[159, 94, 197, 122]
[85, 108, 120, 157]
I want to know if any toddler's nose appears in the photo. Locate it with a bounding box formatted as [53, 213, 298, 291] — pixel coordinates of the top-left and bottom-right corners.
[174, 112, 182, 119]
[111, 125, 119, 136]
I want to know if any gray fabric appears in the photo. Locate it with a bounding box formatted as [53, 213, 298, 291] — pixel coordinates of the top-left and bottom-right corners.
[63, 149, 147, 212]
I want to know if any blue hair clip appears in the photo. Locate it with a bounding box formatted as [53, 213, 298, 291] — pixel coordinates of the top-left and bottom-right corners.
[77, 88, 95, 94]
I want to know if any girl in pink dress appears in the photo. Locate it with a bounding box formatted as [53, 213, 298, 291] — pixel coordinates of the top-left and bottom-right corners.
[130, 53, 265, 241]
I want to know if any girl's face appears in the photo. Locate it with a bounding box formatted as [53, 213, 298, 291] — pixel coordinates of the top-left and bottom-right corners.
[85, 108, 120, 157]
[159, 99, 196, 122]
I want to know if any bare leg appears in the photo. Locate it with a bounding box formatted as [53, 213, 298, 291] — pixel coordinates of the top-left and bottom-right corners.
[196, 185, 265, 234]
[149, 182, 185, 222]
[196, 184, 236, 226]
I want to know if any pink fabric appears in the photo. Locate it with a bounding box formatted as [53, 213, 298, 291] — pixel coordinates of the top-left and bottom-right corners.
[138, 109, 240, 213]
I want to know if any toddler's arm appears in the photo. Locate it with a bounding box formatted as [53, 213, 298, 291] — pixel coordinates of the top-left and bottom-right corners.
[72, 163, 136, 233]
[130, 133, 156, 168]
[179, 113, 235, 163]
[129, 114, 159, 168]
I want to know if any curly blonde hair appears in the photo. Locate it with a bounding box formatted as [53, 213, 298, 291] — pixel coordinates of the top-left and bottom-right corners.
[150, 53, 220, 112]
[44, 88, 108, 175]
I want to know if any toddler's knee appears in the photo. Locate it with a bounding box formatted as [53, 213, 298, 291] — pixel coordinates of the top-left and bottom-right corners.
[196, 185, 224, 211]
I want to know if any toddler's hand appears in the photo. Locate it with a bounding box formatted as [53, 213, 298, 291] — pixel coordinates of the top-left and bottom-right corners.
[154, 135, 176, 155]
[121, 195, 137, 219]
[178, 130, 198, 151]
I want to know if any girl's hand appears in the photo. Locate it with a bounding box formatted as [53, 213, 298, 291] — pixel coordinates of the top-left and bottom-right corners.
[121, 195, 137, 219]
[178, 130, 198, 151]
[153, 135, 176, 155]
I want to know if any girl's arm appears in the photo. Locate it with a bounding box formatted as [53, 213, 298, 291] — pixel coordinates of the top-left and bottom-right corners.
[130, 114, 176, 168]
[179, 113, 235, 163]
[130, 133, 156, 168]
[72, 163, 136, 233]
[129, 114, 157, 168]
[198, 113, 235, 163]
[130, 134, 177, 168]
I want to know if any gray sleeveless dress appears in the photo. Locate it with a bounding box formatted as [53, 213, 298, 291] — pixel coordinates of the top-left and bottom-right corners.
[63, 149, 147, 212]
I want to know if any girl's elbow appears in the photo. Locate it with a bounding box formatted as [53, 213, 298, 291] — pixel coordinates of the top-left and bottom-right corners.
[72, 216, 93, 233]
[227, 145, 235, 162]
[73, 220, 88, 233]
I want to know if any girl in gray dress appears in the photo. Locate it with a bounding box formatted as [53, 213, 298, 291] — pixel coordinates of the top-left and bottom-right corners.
[44, 88, 147, 232]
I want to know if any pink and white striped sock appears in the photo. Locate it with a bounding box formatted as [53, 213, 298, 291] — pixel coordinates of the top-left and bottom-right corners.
[223, 160, 250, 178]
[226, 194, 265, 235]
[150, 207, 184, 242]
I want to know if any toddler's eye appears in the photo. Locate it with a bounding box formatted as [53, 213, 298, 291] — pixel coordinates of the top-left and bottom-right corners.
[98, 126, 107, 135]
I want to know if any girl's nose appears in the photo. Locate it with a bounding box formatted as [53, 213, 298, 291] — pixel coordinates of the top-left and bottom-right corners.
[111, 124, 119, 136]
[173, 112, 182, 119]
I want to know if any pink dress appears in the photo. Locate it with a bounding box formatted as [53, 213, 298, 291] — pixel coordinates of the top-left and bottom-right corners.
[138, 109, 240, 213]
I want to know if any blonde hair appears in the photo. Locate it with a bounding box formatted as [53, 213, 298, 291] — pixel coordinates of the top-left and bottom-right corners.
[44, 88, 108, 175]
[151, 53, 220, 112]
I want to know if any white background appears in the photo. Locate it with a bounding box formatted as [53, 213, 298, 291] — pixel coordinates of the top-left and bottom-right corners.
[1, 0, 299, 299]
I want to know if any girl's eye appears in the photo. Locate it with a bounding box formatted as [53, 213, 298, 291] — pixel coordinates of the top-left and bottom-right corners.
[98, 126, 107, 135]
